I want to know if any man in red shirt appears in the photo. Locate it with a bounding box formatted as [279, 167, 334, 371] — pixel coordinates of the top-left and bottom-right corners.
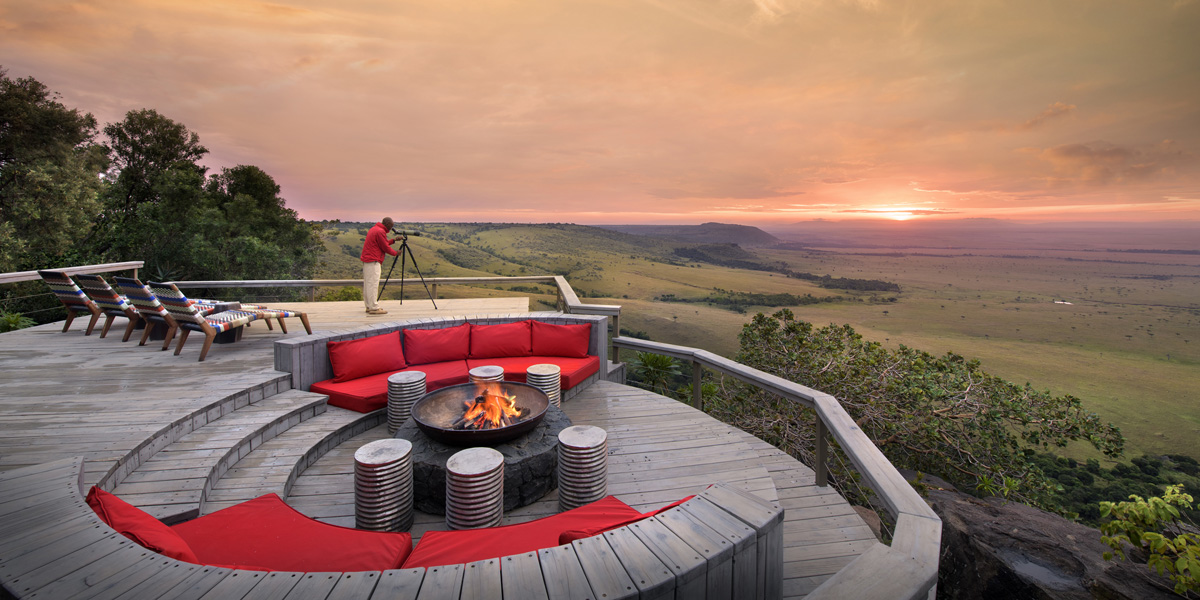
[360, 217, 399, 314]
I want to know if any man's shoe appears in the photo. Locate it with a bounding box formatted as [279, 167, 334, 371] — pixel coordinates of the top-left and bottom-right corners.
[367, 308, 388, 315]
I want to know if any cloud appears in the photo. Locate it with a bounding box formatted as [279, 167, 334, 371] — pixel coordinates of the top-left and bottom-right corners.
[838, 209, 958, 215]
[1038, 140, 1195, 184]
[1018, 102, 1077, 130]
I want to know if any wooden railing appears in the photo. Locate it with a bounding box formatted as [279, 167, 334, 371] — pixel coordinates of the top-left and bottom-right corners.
[611, 336, 941, 600]
[0, 261, 144, 285]
[170, 275, 623, 355]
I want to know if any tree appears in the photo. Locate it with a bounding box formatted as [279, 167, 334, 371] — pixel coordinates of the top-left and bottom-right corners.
[628, 351, 682, 395]
[0, 67, 107, 273]
[102, 108, 207, 215]
[703, 309, 1124, 510]
[1100, 485, 1200, 596]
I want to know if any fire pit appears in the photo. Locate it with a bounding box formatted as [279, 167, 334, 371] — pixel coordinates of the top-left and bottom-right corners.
[411, 381, 550, 446]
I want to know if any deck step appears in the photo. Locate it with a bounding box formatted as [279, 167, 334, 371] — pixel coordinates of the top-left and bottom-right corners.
[200, 407, 385, 515]
[111, 389, 329, 523]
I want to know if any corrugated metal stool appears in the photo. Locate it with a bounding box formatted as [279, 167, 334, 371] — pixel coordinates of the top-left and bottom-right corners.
[526, 363, 561, 408]
[468, 365, 504, 384]
[445, 447, 505, 530]
[387, 371, 426, 434]
[354, 438, 414, 532]
[557, 425, 608, 511]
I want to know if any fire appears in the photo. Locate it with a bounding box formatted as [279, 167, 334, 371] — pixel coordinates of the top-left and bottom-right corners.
[457, 382, 522, 430]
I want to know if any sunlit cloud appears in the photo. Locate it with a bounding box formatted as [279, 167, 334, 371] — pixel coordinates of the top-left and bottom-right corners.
[1, 0, 1197, 223]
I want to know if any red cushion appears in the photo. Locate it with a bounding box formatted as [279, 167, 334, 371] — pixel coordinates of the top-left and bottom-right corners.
[469, 321, 533, 359]
[402, 496, 640, 568]
[466, 356, 599, 390]
[86, 487, 199, 563]
[531, 322, 591, 359]
[172, 494, 412, 572]
[311, 361, 468, 412]
[327, 332, 407, 383]
[404, 323, 470, 365]
[557, 495, 697, 545]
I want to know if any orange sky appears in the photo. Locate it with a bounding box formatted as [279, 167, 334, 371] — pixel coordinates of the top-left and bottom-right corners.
[2, 0, 1198, 224]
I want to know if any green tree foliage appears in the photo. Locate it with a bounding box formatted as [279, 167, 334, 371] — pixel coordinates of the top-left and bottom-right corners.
[627, 351, 682, 395]
[0, 67, 107, 272]
[88, 110, 321, 284]
[705, 309, 1124, 509]
[1100, 485, 1200, 596]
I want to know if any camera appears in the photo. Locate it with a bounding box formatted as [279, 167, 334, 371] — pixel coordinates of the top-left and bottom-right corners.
[391, 229, 422, 237]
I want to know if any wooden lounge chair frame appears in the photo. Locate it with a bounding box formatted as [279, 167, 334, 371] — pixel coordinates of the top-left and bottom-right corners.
[74, 273, 143, 341]
[37, 270, 104, 335]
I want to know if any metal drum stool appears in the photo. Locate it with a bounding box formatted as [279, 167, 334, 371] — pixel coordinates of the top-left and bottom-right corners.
[557, 425, 608, 511]
[387, 371, 426, 435]
[445, 447, 505, 530]
[354, 438, 414, 532]
[526, 363, 562, 408]
[468, 365, 504, 384]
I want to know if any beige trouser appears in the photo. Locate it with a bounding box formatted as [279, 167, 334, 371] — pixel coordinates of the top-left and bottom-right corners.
[363, 261, 382, 310]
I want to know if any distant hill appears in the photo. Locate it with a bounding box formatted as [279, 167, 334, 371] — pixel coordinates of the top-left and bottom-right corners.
[597, 222, 781, 247]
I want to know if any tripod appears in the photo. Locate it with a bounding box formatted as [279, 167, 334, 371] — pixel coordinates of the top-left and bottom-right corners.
[378, 235, 438, 309]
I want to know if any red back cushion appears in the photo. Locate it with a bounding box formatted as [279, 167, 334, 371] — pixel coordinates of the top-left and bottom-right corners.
[327, 332, 407, 383]
[86, 487, 199, 563]
[402, 496, 639, 568]
[469, 321, 533, 359]
[531, 321, 591, 358]
[172, 493, 411, 572]
[557, 495, 696, 545]
[403, 323, 470, 365]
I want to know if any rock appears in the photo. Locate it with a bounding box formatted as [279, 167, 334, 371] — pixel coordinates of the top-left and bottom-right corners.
[852, 505, 883, 541]
[928, 488, 1179, 599]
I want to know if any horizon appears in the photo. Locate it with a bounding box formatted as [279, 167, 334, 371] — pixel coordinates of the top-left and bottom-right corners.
[2, 1, 1198, 224]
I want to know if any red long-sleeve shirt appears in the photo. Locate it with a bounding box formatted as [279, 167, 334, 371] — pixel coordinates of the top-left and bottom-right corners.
[360, 223, 398, 263]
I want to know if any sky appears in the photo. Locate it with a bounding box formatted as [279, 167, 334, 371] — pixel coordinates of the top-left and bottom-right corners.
[2, 0, 1199, 224]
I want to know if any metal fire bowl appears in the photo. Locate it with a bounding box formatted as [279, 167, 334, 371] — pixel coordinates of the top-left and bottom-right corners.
[412, 382, 549, 446]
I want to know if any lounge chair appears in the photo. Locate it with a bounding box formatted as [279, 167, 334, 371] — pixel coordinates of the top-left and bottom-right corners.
[37, 270, 104, 335]
[147, 281, 260, 362]
[114, 276, 201, 350]
[74, 274, 143, 341]
[236, 305, 313, 335]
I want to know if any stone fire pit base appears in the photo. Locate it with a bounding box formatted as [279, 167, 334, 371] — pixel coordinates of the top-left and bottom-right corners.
[393, 405, 572, 515]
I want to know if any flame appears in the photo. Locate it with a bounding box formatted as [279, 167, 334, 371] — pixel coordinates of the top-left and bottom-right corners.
[460, 382, 521, 430]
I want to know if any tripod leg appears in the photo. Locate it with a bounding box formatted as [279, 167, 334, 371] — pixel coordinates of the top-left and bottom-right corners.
[403, 242, 438, 310]
[378, 251, 401, 301]
[399, 242, 408, 305]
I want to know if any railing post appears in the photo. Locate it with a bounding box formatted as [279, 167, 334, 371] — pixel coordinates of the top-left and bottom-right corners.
[431, 283, 438, 299]
[816, 415, 829, 487]
[309, 286, 316, 302]
[692, 360, 703, 411]
[610, 314, 620, 362]
[556, 289, 564, 312]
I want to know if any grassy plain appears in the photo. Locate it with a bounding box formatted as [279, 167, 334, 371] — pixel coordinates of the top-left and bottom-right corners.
[316, 221, 1200, 461]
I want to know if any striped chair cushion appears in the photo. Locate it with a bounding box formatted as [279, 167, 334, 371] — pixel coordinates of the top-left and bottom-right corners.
[38, 271, 98, 313]
[113, 277, 171, 321]
[191, 310, 257, 333]
[75, 274, 134, 316]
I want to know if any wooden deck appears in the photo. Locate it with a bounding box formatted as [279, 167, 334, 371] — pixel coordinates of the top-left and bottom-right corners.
[0, 298, 874, 598]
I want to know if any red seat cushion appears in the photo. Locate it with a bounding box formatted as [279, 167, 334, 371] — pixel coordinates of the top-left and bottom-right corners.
[466, 356, 599, 390]
[469, 321, 533, 359]
[327, 332, 406, 383]
[531, 321, 591, 359]
[402, 496, 640, 568]
[311, 361, 469, 412]
[172, 494, 412, 572]
[86, 487, 199, 563]
[404, 323, 470, 365]
[557, 495, 697, 545]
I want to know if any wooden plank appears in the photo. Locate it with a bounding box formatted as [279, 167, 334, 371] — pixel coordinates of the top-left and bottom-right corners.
[535, 545, 592, 600]
[460, 558, 502, 600]
[654, 510, 735, 600]
[281, 572, 342, 600]
[682, 497, 758, 600]
[570, 535, 637, 600]
[196, 570, 267, 599]
[88, 562, 204, 600]
[241, 571, 303, 599]
[367, 569, 425, 600]
[324, 571, 380, 599]
[626, 518, 707, 599]
[600, 527, 675, 600]
[500, 552, 547, 600]
[116, 565, 233, 600]
[415, 564, 463, 600]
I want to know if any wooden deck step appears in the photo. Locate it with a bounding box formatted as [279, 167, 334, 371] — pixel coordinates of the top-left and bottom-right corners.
[200, 407, 385, 515]
[110, 389, 329, 523]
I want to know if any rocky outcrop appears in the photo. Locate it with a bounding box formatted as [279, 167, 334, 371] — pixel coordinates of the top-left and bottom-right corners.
[928, 488, 1179, 599]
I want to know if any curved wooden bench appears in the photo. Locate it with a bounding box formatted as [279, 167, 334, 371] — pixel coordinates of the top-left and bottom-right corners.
[0, 458, 783, 599]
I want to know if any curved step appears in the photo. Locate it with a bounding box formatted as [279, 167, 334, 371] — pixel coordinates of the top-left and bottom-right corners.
[111, 389, 328, 523]
[199, 408, 385, 515]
